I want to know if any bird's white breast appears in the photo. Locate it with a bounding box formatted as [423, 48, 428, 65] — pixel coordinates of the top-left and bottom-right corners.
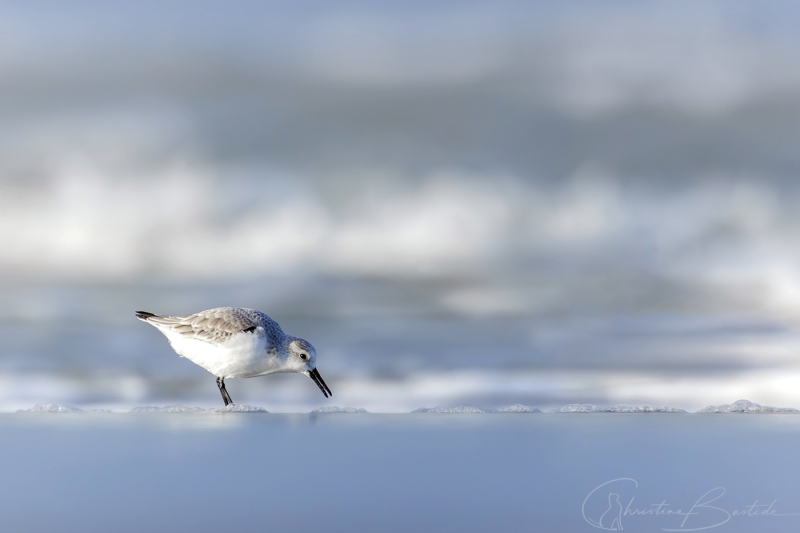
[159, 327, 280, 378]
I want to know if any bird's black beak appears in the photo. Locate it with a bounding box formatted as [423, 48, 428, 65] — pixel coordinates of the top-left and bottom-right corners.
[308, 368, 332, 398]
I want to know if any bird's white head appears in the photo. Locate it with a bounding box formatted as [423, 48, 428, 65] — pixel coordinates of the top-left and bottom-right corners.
[288, 338, 332, 398]
[287, 338, 317, 370]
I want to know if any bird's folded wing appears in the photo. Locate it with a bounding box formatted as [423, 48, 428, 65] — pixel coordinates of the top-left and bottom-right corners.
[145, 308, 258, 344]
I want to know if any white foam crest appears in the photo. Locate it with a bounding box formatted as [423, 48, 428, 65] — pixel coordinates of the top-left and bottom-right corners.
[699, 399, 800, 414]
[213, 405, 269, 413]
[17, 403, 82, 413]
[553, 404, 686, 413]
[0, 152, 521, 282]
[325, 175, 518, 276]
[412, 406, 485, 413]
[310, 406, 367, 413]
[554, 404, 604, 413]
[492, 404, 541, 413]
[130, 406, 206, 413]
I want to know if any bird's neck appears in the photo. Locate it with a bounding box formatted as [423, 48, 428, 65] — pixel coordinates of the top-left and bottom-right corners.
[272, 336, 296, 359]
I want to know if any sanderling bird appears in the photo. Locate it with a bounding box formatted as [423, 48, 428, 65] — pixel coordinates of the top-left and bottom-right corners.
[135, 307, 331, 406]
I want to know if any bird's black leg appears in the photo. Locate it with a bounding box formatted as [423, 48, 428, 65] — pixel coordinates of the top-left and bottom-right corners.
[216, 376, 234, 406]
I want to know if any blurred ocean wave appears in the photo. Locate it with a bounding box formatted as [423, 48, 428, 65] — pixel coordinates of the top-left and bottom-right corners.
[3, 1, 800, 410]
[4, 169, 800, 321]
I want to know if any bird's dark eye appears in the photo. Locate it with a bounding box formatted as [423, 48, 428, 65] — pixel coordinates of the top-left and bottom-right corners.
[300, 354, 308, 360]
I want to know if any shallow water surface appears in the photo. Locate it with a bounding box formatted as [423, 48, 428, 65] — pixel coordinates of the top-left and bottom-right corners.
[1, 413, 799, 533]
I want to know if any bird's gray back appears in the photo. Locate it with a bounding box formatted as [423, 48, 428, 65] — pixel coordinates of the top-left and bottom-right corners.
[143, 307, 285, 345]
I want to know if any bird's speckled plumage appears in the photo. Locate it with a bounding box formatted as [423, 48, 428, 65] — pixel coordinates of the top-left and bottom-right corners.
[139, 307, 284, 346]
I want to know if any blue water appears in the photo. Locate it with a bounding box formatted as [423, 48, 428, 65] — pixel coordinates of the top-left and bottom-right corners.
[2, 413, 800, 532]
